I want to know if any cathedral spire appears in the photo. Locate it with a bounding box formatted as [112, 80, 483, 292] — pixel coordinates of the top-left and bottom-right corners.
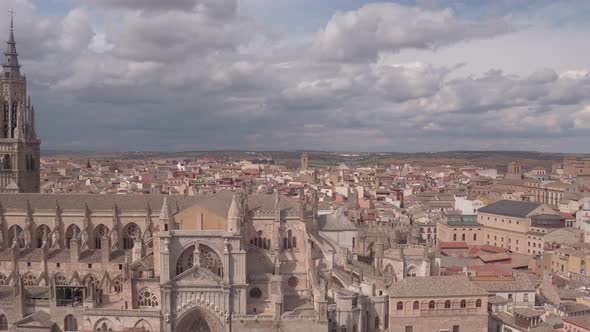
[3, 10, 20, 78]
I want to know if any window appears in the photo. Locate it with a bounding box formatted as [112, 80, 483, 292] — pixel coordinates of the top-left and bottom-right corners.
[461, 234, 465, 241]
[0, 314, 7, 330]
[453, 234, 457, 241]
[405, 327, 413, 332]
[397, 302, 403, 310]
[444, 300, 451, 309]
[473, 234, 477, 241]
[429, 300, 435, 309]
[64, 315, 77, 331]
[507, 294, 513, 301]
[460, 300, 466, 308]
[137, 289, 159, 307]
[249, 287, 262, 299]
[523, 293, 529, 302]
[453, 326, 460, 332]
[413, 301, 419, 310]
[476, 299, 482, 308]
[374, 316, 379, 328]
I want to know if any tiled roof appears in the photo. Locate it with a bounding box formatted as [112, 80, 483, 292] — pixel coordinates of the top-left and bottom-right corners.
[0, 193, 201, 212]
[563, 315, 590, 329]
[478, 200, 541, 218]
[387, 275, 488, 298]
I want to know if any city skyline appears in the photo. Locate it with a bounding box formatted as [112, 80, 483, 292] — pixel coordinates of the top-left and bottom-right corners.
[2, 0, 589, 152]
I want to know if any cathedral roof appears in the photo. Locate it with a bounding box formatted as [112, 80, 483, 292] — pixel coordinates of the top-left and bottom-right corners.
[0, 193, 201, 212]
[318, 207, 357, 231]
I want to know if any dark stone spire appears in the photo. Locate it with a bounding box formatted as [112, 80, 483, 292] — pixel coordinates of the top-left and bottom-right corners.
[3, 11, 21, 78]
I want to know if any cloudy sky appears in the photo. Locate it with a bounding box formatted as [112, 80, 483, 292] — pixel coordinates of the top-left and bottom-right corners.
[2, 0, 590, 152]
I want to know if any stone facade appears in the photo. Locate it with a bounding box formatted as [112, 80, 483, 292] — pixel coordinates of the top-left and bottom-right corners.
[0, 20, 40, 193]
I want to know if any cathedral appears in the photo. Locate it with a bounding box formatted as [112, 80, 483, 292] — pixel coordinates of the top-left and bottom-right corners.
[0, 17, 40, 193]
[0, 21, 437, 332]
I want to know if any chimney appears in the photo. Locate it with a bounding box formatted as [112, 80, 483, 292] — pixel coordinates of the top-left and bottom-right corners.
[101, 236, 111, 264]
[132, 238, 142, 263]
[70, 237, 80, 262]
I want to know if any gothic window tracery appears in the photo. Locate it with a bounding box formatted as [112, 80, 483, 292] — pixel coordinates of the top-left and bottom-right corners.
[34, 225, 51, 248]
[175, 244, 223, 277]
[55, 274, 67, 286]
[251, 230, 269, 250]
[283, 229, 297, 249]
[122, 223, 140, 250]
[137, 288, 159, 308]
[8, 225, 23, 248]
[22, 272, 36, 286]
[93, 224, 109, 249]
[65, 224, 81, 249]
[112, 277, 122, 293]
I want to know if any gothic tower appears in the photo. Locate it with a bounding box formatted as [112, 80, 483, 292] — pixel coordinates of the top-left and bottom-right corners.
[0, 17, 40, 193]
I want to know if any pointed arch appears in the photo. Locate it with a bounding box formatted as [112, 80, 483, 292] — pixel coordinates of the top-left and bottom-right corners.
[134, 319, 152, 332]
[0, 314, 7, 330]
[22, 272, 37, 286]
[93, 224, 109, 249]
[83, 274, 100, 293]
[8, 225, 23, 248]
[34, 224, 51, 248]
[137, 288, 159, 308]
[175, 244, 223, 277]
[122, 222, 140, 250]
[65, 224, 81, 249]
[406, 265, 417, 277]
[64, 314, 77, 331]
[94, 318, 113, 331]
[54, 273, 68, 286]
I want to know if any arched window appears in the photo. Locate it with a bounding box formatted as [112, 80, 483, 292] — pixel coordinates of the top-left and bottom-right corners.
[112, 277, 122, 293]
[84, 275, 100, 293]
[461, 233, 466, 241]
[396, 301, 403, 310]
[64, 315, 77, 331]
[0, 274, 6, 286]
[460, 300, 467, 308]
[249, 287, 262, 299]
[406, 266, 417, 277]
[0, 314, 7, 330]
[65, 224, 81, 249]
[93, 225, 109, 249]
[413, 301, 419, 310]
[288, 230, 293, 249]
[429, 300, 435, 309]
[23, 272, 37, 286]
[175, 244, 223, 277]
[453, 234, 457, 241]
[2, 154, 10, 170]
[137, 289, 159, 308]
[476, 299, 482, 308]
[374, 316, 379, 328]
[473, 233, 477, 241]
[8, 225, 23, 248]
[55, 274, 67, 286]
[34, 225, 51, 248]
[444, 300, 451, 309]
[122, 223, 140, 250]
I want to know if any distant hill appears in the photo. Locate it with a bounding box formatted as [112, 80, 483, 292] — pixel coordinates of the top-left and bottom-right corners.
[41, 150, 586, 170]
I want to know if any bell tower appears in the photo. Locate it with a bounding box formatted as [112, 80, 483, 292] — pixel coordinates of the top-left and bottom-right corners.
[0, 14, 40, 193]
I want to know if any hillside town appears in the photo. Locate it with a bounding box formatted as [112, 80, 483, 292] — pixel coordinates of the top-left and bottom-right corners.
[24, 151, 590, 331]
[1, 0, 589, 331]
